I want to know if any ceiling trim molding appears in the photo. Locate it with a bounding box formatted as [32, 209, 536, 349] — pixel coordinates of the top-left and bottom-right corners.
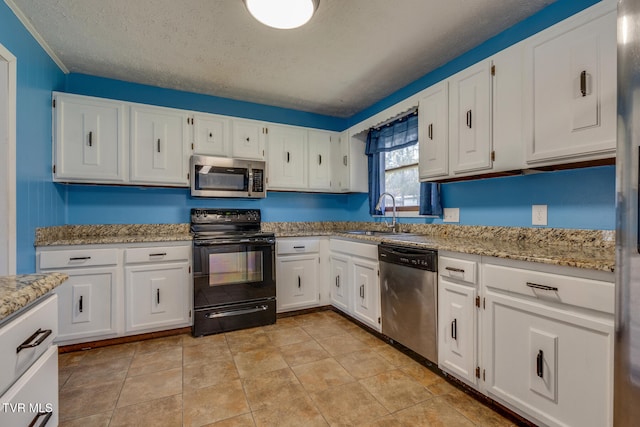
[4, 0, 69, 73]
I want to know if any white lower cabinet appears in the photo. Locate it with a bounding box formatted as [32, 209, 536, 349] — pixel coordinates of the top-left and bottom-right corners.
[481, 258, 614, 427]
[55, 267, 118, 341]
[37, 242, 192, 345]
[276, 238, 321, 312]
[125, 262, 190, 333]
[329, 239, 381, 331]
[351, 257, 380, 329]
[329, 254, 350, 312]
[438, 253, 480, 388]
[0, 294, 59, 426]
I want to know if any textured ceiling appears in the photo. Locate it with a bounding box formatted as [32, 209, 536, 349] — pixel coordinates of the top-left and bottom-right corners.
[8, 0, 554, 117]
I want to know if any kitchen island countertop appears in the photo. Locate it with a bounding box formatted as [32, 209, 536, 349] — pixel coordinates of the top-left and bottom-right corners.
[0, 273, 68, 324]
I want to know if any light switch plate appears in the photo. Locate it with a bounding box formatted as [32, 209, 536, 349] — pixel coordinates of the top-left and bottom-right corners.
[443, 208, 460, 223]
[532, 205, 547, 226]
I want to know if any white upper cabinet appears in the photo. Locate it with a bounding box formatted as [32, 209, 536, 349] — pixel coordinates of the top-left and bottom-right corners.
[450, 61, 493, 174]
[524, 2, 616, 165]
[53, 92, 126, 183]
[332, 131, 368, 193]
[267, 124, 308, 189]
[232, 118, 266, 160]
[130, 104, 190, 186]
[307, 129, 334, 191]
[192, 113, 230, 157]
[418, 81, 449, 179]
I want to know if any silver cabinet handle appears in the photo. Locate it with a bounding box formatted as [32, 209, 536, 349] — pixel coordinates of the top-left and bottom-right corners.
[526, 282, 558, 292]
[445, 266, 465, 273]
[16, 328, 52, 353]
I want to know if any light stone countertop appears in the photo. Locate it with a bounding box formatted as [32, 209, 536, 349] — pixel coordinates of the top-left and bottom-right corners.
[0, 273, 68, 324]
[34, 222, 615, 272]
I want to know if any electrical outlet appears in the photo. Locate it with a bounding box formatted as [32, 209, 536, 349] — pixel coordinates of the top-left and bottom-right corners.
[443, 208, 460, 223]
[532, 205, 547, 226]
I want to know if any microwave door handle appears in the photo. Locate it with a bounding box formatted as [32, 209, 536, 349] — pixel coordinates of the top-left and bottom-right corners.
[248, 167, 253, 197]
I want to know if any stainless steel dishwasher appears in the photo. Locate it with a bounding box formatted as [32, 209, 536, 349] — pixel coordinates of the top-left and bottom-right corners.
[379, 242, 438, 363]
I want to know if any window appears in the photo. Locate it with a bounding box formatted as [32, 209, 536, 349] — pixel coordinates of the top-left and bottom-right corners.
[366, 109, 442, 217]
[384, 144, 419, 209]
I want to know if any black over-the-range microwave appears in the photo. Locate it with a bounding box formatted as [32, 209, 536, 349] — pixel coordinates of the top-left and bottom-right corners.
[190, 155, 266, 198]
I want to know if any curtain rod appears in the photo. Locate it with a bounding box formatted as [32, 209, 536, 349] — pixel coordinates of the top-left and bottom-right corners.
[370, 106, 418, 131]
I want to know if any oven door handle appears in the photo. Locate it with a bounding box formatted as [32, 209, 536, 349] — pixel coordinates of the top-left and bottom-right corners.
[206, 305, 269, 319]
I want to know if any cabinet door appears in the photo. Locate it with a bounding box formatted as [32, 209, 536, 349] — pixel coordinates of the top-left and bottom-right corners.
[438, 278, 476, 386]
[232, 119, 265, 160]
[483, 289, 613, 427]
[192, 113, 230, 156]
[276, 255, 319, 312]
[352, 257, 380, 331]
[308, 130, 333, 191]
[125, 262, 190, 333]
[419, 81, 449, 179]
[54, 93, 125, 183]
[329, 254, 350, 312]
[0, 346, 58, 427]
[130, 105, 189, 186]
[526, 9, 616, 164]
[54, 267, 118, 342]
[450, 62, 492, 174]
[332, 131, 350, 192]
[267, 125, 307, 189]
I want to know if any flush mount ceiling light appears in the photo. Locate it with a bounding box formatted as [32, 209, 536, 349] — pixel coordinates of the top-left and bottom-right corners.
[243, 0, 320, 29]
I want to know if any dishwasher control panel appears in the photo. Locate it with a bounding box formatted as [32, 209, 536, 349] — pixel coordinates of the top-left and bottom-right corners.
[378, 243, 437, 271]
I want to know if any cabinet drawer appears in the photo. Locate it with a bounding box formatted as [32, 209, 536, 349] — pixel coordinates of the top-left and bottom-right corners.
[39, 248, 118, 269]
[276, 239, 320, 255]
[125, 246, 191, 264]
[483, 263, 614, 314]
[0, 295, 57, 396]
[439, 256, 477, 284]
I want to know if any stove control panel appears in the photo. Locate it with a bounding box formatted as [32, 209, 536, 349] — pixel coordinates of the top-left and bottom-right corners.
[191, 208, 261, 224]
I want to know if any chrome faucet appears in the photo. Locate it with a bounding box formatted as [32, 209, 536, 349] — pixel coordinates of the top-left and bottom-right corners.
[375, 192, 398, 232]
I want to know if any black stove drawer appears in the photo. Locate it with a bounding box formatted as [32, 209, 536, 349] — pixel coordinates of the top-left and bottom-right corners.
[192, 299, 276, 337]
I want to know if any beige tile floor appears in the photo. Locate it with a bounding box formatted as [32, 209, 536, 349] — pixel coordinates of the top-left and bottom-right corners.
[58, 310, 519, 426]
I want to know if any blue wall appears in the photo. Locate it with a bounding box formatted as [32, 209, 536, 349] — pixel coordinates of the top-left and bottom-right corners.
[2, 0, 615, 273]
[0, 2, 66, 273]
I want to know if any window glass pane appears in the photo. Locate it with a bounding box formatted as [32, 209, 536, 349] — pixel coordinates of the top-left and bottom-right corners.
[384, 145, 419, 169]
[384, 166, 419, 207]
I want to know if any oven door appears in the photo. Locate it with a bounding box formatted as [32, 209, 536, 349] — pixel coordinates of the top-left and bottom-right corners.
[193, 241, 275, 309]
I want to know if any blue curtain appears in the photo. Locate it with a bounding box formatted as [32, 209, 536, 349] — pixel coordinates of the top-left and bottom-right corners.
[365, 111, 442, 216]
[419, 182, 443, 216]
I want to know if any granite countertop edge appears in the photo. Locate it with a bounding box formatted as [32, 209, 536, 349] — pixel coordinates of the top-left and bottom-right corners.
[0, 273, 69, 323]
[34, 224, 615, 273]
